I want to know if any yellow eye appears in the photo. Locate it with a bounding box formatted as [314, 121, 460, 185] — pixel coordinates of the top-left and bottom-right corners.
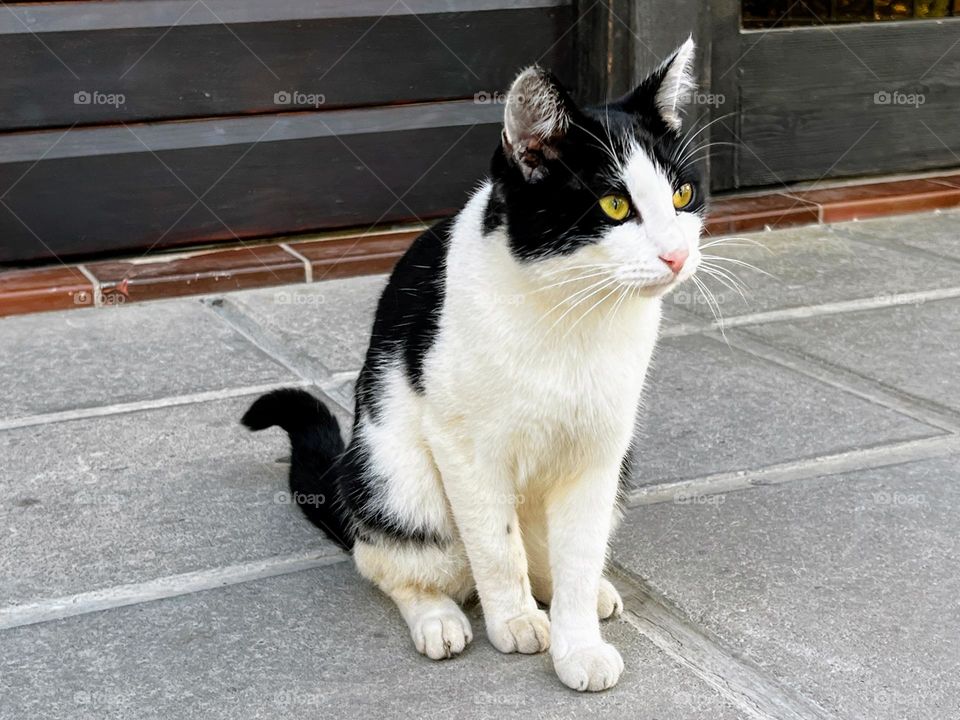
[673, 183, 694, 210]
[599, 194, 630, 221]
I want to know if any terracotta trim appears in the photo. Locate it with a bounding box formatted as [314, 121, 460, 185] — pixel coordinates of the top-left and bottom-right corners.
[0, 266, 95, 317]
[784, 178, 960, 223]
[2, 171, 959, 319]
[704, 192, 821, 235]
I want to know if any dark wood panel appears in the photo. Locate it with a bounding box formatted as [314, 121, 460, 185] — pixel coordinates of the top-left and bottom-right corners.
[0, 102, 502, 264]
[572, 0, 633, 104]
[735, 19, 960, 186]
[0, 1, 567, 31]
[0, 1, 572, 131]
[707, 0, 744, 192]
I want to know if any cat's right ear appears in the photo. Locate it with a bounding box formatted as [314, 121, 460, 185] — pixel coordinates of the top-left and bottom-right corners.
[501, 67, 575, 183]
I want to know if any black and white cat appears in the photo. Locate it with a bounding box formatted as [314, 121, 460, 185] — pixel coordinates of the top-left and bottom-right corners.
[243, 38, 703, 692]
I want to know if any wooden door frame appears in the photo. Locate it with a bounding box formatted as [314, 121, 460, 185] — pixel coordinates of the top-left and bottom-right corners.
[707, 0, 960, 191]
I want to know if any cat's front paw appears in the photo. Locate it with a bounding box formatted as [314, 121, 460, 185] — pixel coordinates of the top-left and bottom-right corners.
[598, 578, 623, 620]
[487, 609, 551, 654]
[553, 642, 624, 692]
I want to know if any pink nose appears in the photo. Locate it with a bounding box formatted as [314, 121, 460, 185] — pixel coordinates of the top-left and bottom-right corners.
[659, 249, 689, 274]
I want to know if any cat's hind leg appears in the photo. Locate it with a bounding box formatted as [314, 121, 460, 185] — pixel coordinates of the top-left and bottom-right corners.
[354, 537, 474, 660]
[345, 369, 477, 659]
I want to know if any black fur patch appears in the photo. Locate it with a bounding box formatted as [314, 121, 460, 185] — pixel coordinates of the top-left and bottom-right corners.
[355, 219, 451, 418]
[335, 439, 449, 546]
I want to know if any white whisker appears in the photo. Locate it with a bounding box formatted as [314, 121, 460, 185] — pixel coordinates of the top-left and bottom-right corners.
[534, 270, 613, 293]
[673, 112, 737, 165]
[699, 236, 770, 251]
[699, 265, 749, 305]
[692, 275, 727, 340]
[544, 277, 618, 333]
[702, 254, 779, 280]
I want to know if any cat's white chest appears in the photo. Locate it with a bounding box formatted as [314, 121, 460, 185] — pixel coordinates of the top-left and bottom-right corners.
[427, 277, 661, 487]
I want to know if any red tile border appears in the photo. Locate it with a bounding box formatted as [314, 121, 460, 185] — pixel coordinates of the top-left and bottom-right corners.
[84, 244, 306, 304]
[2, 171, 960, 318]
[705, 192, 820, 235]
[0, 266, 94, 317]
[786, 178, 960, 223]
[927, 173, 960, 189]
[288, 230, 420, 283]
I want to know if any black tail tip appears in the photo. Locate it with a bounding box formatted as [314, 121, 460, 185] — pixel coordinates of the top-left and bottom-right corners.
[241, 388, 332, 432]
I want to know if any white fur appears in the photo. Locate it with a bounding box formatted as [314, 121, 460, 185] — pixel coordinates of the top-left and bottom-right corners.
[654, 36, 696, 131]
[353, 108, 702, 691]
[357, 363, 452, 536]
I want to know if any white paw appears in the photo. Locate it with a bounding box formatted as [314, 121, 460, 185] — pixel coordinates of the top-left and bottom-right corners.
[411, 606, 473, 660]
[597, 578, 623, 620]
[487, 609, 551, 654]
[554, 642, 624, 692]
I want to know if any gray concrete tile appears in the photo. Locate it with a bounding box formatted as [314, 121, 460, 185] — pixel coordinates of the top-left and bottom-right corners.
[322, 375, 358, 415]
[0, 300, 295, 421]
[831, 209, 960, 263]
[629, 334, 940, 486]
[688, 223, 960, 320]
[229, 275, 387, 374]
[745, 298, 960, 413]
[0, 562, 745, 720]
[0, 395, 337, 606]
[613, 455, 960, 720]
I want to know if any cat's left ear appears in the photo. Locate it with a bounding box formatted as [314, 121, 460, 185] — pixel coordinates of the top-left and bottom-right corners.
[619, 36, 696, 132]
[501, 67, 578, 183]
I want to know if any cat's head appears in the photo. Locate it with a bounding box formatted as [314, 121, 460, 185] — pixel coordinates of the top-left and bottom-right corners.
[488, 38, 703, 298]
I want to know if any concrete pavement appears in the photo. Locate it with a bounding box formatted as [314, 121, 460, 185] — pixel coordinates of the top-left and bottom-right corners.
[2, 209, 959, 719]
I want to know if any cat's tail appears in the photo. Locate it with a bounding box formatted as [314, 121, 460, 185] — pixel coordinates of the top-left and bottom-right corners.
[241, 388, 353, 550]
